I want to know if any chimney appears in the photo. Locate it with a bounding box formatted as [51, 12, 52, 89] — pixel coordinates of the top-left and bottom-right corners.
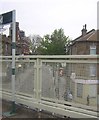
[81, 24, 87, 36]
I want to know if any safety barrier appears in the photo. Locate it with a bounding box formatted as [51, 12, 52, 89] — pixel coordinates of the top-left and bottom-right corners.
[0, 55, 99, 118]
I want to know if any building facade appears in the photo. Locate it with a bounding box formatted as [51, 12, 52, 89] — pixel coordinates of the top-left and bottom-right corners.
[2, 22, 30, 55]
[67, 25, 99, 106]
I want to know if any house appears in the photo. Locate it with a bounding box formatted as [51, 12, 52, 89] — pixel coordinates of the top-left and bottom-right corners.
[2, 35, 22, 55]
[67, 24, 99, 106]
[2, 22, 31, 55]
[69, 25, 99, 55]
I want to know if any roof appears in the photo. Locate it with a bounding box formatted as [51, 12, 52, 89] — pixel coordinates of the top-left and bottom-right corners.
[73, 29, 97, 42]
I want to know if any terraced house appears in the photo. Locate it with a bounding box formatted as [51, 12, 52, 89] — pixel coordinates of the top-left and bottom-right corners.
[67, 24, 99, 106]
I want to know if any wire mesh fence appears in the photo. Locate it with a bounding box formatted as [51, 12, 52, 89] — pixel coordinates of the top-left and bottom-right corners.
[41, 61, 98, 107]
[1, 56, 98, 109]
[2, 61, 12, 91]
[15, 61, 35, 95]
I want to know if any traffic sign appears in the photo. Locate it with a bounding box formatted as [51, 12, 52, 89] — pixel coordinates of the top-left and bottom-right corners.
[0, 15, 3, 24]
[0, 11, 12, 25]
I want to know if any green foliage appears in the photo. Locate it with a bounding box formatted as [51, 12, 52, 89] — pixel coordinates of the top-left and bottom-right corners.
[37, 28, 71, 55]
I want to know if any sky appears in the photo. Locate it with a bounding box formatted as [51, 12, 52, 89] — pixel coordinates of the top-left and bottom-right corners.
[0, 0, 98, 39]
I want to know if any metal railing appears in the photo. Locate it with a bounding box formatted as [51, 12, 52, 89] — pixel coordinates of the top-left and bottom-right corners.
[0, 55, 99, 118]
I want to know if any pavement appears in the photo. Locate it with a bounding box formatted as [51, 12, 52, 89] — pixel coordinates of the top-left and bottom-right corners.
[1, 99, 60, 119]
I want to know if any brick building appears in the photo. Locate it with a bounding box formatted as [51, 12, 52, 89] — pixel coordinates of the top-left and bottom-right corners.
[2, 22, 30, 55]
[69, 25, 99, 55]
[67, 25, 99, 106]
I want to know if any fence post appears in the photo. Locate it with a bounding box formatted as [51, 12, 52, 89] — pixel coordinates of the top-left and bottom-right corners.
[36, 58, 41, 100]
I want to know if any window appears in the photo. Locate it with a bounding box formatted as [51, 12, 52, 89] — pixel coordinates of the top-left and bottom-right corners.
[77, 83, 83, 97]
[90, 64, 96, 77]
[5, 44, 7, 52]
[89, 85, 97, 97]
[90, 45, 96, 55]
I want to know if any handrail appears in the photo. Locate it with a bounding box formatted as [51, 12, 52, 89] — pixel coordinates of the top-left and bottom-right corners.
[0, 55, 99, 59]
[0, 90, 98, 118]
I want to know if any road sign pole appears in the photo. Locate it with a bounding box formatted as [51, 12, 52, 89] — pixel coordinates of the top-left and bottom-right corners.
[2, 10, 16, 117]
[11, 10, 16, 114]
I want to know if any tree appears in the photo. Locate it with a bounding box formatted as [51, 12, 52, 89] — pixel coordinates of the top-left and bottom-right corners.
[28, 34, 42, 54]
[37, 28, 71, 55]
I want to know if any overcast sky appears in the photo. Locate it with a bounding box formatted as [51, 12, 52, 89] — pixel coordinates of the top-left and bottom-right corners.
[0, 0, 98, 39]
